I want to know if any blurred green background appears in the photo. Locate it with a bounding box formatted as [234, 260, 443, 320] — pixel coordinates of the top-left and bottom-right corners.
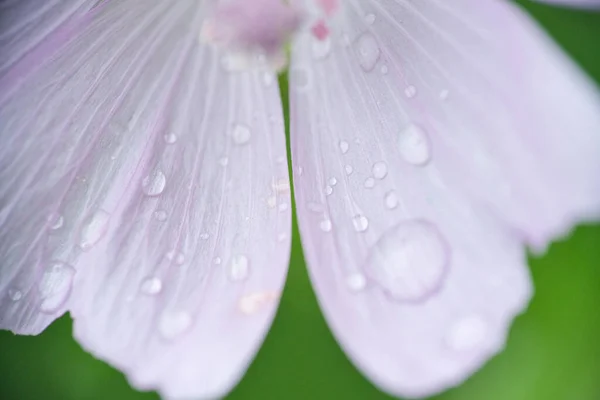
[1, 2, 600, 400]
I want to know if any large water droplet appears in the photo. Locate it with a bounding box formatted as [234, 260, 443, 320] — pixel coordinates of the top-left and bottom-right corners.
[142, 170, 167, 196]
[355, 33, 380, 72]
[229, 255, 250, 281]
[78, 210, 110, 251]
[140, 276, 163, 295]
[158, 310, 192, 340]
[352, 215, 369, 232]
[364, 220, 449, 301]
[398, 124, 431, 166]
[446, 315, 487, 351]
[312, 36, 332, 60]
[232, 123, 252, 145]
[372, 161, 388, 179]
[319, 219, 333, 232]
[38, 261, 75, 313]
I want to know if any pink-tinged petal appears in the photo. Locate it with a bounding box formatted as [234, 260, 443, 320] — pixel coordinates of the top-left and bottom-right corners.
[0, 1, 290, 398]
[534, 0, 600, 8]
[290, 0, 599, 398]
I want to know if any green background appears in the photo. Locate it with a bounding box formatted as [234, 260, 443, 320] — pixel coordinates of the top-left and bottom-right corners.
[1, 2, 599, 399]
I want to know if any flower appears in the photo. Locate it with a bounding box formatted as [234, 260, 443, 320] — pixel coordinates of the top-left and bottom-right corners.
[0, 0, 599, 399]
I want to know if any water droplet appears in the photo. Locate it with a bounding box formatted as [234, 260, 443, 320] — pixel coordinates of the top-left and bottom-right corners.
[78, 210, 110, 251]
[232, 123, 251, 145]
[398, 124, 431, 166]
[365, 13, 376, 25]
[328, 177, 338, 186]
[47, 213, 64, 230]
[200, 232, 209, 240]
[352, 215, 369, 232]
[339, 140, 349, 154]
[154, 210, 167, 221]
[140, 276, 163, 295]
[278, 203, 289, 212]
[38, 261, 75, 313]
[158, 310, 192, 340]
[267, 196, 277, 209]
[446, 315, 487, 351]
[142, 170, 167, 196]
[297, 166, 304, 176]
[345, 165, 354, 175]
[8, 288, 22, 302]
[312, 36, 332, 60]
[354, 33, 380, 72]
[166, 251, 185, 265]
[238, 291, 279, 315]
[372, 161, 388, 179]
[364, 177, 375, 188]
[380, 65, 389, 75]
[404, 85, 417, 98]
[364, 220, 449, 301]
[164, 133, 177, 144]
[262, 72, 275, 87]
[319, 219, 333, 232]
[384, 191, 399, 209]
[346, 273, 367, 292]
[229, 255, 250, 281]
[213, 256, 222, 265]
[219, 156, 229, 167]
[325, 185, 334, 196]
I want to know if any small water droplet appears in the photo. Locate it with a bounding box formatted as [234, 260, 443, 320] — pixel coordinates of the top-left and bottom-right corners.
[384, 191, 399, 209]
[365, 13, 376, 25]
[328, 177, 338, 186]
[339, 140, 349, 154]
[297, 166, 304, 176]
[346, 273, 367, 292]
[404, 85, 417, 98]
[380, 65, 389, 75]
[352, 215, 369, 232]
[47, 213, 64, 230]
[267, 196, 277, 209]
[354, 33, 380, 72]
[164, 133, 177, 144]
[142, 170, 167, 196]
[140, 276, 163, 295]
[372, 161, 388, 179]
[278, 203, 289, 212]
[166, 251, 185, 265]
[364, 177, 375, 188]
[345, 165, 354, 175]
[398, 123, 431, 166]
[38, 261, 75, 313]
[158, 310, 192, 340]
[238, 291, 279, 315]
[154, 210, 167, 221]
[78, 210, 110, 251]
[262, 72, 275, 87]
[312, 36, 332, 60]
[8, 288, 22, 302]
[229, 255, 250, 281]
[446, 315, 487, 351]
[219, 156, 229, 167]
[232, 123, 252, 145]
[213, 256, 222, 265]
[325, 185, 334, 196]
[200, 232, 210, 240]
[319, 219, 332, 232]
[364, 220, 448, 301]
[439, 89, 450, 101]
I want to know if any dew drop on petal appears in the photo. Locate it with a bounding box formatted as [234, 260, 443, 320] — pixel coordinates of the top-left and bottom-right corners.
[78, 210, 110, 251]
[262, 72, 275, 87]
[372, 161, 388, 179]
[446, 315, 487, 351]
[365, 13, 376, 25]
[140, 276, 163, 295]
[213, 256, 222, 265]
[278, 203, 289, 212]
[398, 123, 431, 166]
[47, 213, 64, 230]
[164, 133, 177, 144]
[267, 196, 277, 209]
[8, 288, 22, 302]
[364, 177, 375, 188]
[364, 220, 449, 301]
[328, 177, 338, 186]
[38, 261, 75, 313]
[232, 123, 252, 145]
[142, 170, 167, 196]
[229, 255, 250, 281]
[380, 65, 389, 75]
[154, 210, 167, 221]
[219, 156, 229, 167]
[384, 190, 399, 210]
[345, 165, 354, 175]
[325, 185, 334, 196]
[339, 140, 349, 154]
[319, 219, 333, 232]
[346, 273, 367, 292]
[354, 32, 380, 72]
[404, 85, 417, 98]
[158, 310, 192, 340]
[352, 214, 369, 232]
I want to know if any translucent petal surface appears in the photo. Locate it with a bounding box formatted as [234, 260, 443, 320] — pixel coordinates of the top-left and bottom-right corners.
[0, 1, 291, 398]
[290, 0, 600, 397]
